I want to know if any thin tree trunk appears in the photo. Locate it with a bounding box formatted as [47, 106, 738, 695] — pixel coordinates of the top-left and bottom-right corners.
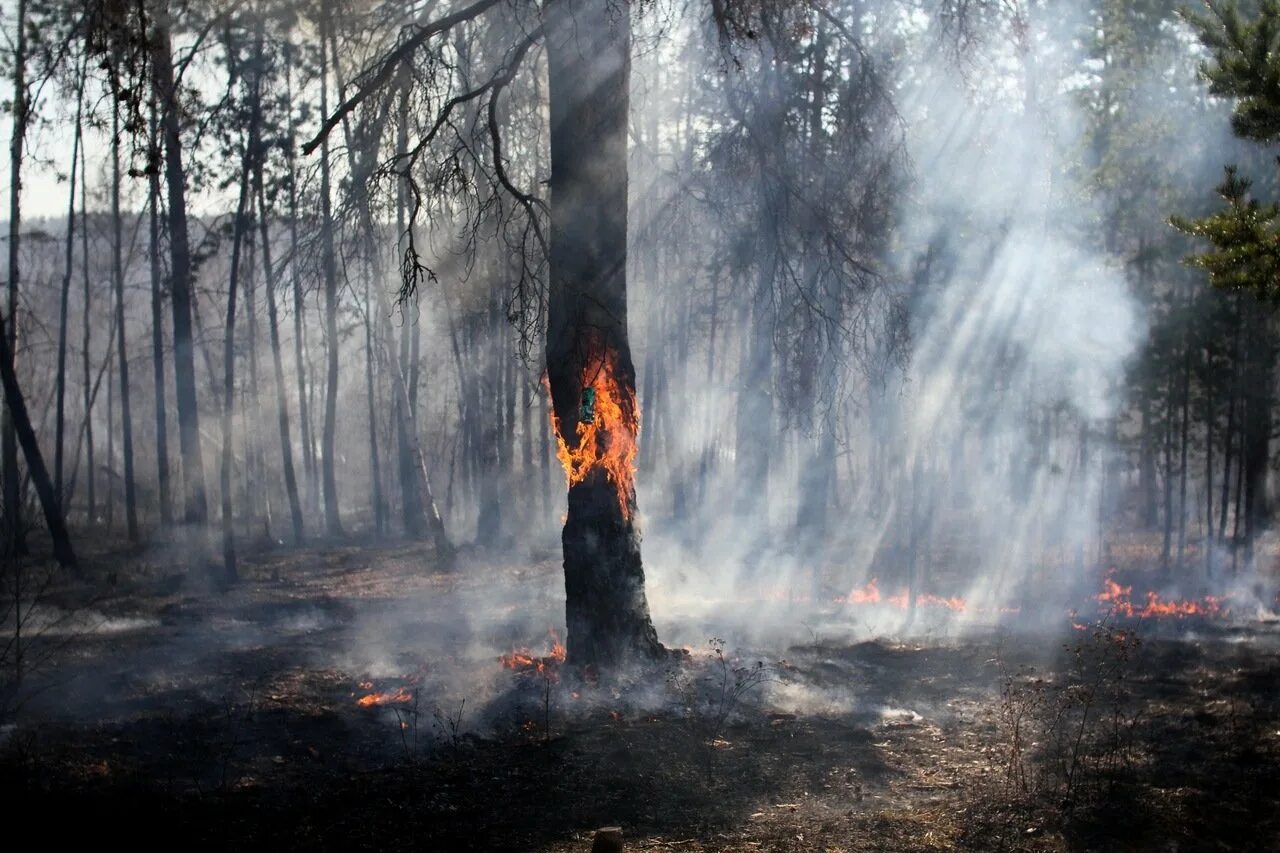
[150, 3, 209, 526]
[255, 159, 304, 545]
[318, 0, 343, 536]
[1161, 363, 1174, 572]
[55, 74, 84, 505]
[4, 0, 28, 552]
[81, 137, 94, 525]
[148, 98, 173, 527]
[394, 80, 423, 536]
[1205, 353, 1214, 578]
[111, 89, 139, 542]
[364, 274, 387, 535]
[1176, 293, 1192, 572]
[283, 41, 318, 515]
[219, 131, 254, 586]
[0, 309, 75, 568]
[1218, 298, 1239, 537]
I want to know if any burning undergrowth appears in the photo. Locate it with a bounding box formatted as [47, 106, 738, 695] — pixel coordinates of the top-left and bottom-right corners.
[2, 540, 1278, 850]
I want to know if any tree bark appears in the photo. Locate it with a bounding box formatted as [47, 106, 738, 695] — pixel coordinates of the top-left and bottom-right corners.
[255, 157, 305, 546]
[81, 136, 95, 525]
[318, 0, 343, 536]
[0, 308, 75, 568]
[55, 75, 83, 505]
[111, 89, 140, 542]
[150, 2, 209, 526]
[148, 98, 173, 527]
[545, 0, 663, 667]
[4, 0, 28, 552]
[283, 40, 318, 516]
[363, 273, 387, 535]
[219, 99, 256, 586]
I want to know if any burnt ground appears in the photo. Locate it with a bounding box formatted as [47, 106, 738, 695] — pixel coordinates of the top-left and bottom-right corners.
[1, 535, 1278, 852]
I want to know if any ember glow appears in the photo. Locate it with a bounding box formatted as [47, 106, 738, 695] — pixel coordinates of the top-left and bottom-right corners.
[549, 348, 640, 519]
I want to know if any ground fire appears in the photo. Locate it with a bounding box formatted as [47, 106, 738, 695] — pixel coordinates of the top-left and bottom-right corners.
[499, 629, 568, 676]
[6, 1, 1280, 851]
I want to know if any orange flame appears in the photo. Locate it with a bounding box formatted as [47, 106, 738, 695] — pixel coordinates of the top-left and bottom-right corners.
[500, 628, 568, 675]
[835, 577, 968, 613]
[1093, 573, 1227, 619]
[356, 687, 414, 707]
[548, 349, 640, 520]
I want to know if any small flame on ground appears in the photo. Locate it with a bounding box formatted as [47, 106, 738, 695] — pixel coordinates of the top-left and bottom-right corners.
[1094, 573, 1227, 619]
[356, 686, 415, 707]
[835, 577, 967, 613]
[500, 628, 568, 675]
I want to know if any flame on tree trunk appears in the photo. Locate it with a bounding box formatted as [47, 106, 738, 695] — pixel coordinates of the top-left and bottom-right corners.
[546, 0, 663, 668]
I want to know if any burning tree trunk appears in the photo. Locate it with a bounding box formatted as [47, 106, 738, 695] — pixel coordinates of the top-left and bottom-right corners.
[545, 0, 663, 667]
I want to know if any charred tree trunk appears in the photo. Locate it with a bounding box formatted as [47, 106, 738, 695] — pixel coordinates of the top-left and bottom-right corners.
[255, 165, 304, 546]
[546, 0, 663, 667]
[111, 89, 139, 542]
[55, 78, 83, 505]
[219, 93, 258, 586]
[0, 308, 75, 568]
[150, 4, 208, 526]
[318, 0, 343, 536]
[283, 42, 318, 517]
[1205, 350, 1215, 578]
[363, 274, 387, 535]
[1241, 309, 1273, 570]
[1176, 289, 1192, 573]
[394, 86, 424, 538]
[1161, 360, 1175, 572]
[1219, 296, 1242, 540]
[148, 98, 173, 527]
[4, 0, 27, 552]
[81, 141, 95, 525]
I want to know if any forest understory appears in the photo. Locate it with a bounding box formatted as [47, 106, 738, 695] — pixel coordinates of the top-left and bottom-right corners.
[1, 535, 1276, 853]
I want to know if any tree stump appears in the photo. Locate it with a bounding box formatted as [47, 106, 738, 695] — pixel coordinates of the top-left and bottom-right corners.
[591, 826, 623, 853]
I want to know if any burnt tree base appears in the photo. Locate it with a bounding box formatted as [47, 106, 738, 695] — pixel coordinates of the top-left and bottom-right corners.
[562, 477, 665, 668]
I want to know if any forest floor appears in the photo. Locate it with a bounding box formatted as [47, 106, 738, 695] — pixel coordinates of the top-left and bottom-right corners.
[1, 533, 1278, 852]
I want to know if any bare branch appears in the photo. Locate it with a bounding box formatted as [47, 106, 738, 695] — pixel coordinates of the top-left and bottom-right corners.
[301, 0, 506, 156]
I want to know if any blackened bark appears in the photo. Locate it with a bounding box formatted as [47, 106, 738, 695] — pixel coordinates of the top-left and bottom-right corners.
[546, 0, 663, 667]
